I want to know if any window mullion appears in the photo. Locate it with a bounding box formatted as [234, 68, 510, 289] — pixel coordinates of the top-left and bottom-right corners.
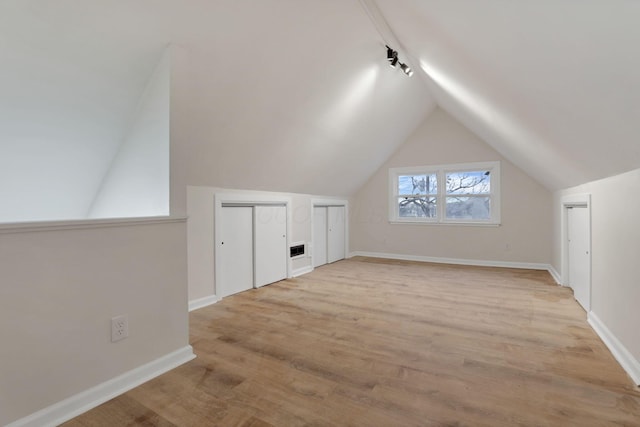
[437, 170, 444, 222]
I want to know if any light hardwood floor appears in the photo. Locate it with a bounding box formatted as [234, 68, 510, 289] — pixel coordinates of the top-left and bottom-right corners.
[64, 257, 640, 426]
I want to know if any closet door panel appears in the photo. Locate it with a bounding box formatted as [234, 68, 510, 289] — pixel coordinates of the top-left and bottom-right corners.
[254, 205, 287, 287]
[219, 206, 254, 297]
[313, 206, 328, 267]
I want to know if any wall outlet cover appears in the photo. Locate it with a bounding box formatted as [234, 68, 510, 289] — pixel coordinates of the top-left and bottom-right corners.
[111, 315, 129, 342]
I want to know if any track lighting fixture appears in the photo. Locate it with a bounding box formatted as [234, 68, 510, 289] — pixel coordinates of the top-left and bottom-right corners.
[400, 62, 413, 77]
[384, 45, 412, 77]
[386, 45, 398, 68]
[386, 45, 395, 62]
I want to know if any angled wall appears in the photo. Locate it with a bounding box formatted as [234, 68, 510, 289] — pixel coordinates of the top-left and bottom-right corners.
[350, 108, 553, 266]
[88, 50, 170, 219]
[0, 3, 163, 223]
[552, 168, 640, 384]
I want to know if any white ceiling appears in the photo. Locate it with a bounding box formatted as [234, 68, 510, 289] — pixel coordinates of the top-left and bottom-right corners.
[0, 1, 435, 221]
[168, 0, 435, 196]
[0, 0, 165, 220]
[1, 0, 639, 220]
[377, 0, 640, 190]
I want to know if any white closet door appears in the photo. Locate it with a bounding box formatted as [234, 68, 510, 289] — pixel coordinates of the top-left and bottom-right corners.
[313, 206, 328, 267]
[568, 206, 590, 311]
[254, 205, 287, 288]
[219, 206, 254, 297]
[327, 206, 345, 263]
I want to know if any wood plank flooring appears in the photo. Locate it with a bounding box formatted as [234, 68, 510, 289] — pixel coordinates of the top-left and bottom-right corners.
[64, 257, 640, 426]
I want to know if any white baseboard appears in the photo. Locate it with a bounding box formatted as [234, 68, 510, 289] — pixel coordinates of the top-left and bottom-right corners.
[548, 265, 562, 285]
[7, 346, 196, 427]
[188, 295, 219, 312]
[588, 312, 640, 386]
[292, 265, 313, 278]
[349, 251, 551, 271]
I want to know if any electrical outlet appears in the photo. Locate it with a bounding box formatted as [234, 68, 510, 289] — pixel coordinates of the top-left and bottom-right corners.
[111, 315, 129, 342]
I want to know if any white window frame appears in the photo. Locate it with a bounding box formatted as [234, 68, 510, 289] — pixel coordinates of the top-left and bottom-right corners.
[388, 161, 501, 225]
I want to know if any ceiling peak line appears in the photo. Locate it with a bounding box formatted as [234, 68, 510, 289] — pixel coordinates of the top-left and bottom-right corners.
[358, 0, 414, 72]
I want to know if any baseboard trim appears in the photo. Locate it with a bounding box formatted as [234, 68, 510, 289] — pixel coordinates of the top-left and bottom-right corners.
[588, 312, 640, 386]
[548, 265, 562, 285]
[292, 265, 313, 278]
[7, 346, 196, 427]
[188, 295, 219, 312]
[349, 251, 551, 271]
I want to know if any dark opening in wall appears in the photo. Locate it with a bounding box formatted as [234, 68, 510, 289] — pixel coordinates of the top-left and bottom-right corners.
[290, 244, 305, 258]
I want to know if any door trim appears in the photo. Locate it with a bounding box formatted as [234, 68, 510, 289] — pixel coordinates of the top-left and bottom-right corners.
[214, 192, 292, 298]
[560, 193, 591, 309]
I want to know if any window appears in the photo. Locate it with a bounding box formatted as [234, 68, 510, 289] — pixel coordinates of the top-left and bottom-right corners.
[389, 161, 500, 225]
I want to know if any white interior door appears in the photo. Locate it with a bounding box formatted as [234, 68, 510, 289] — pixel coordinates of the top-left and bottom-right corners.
[327, 206, 345, 263]
[254, 205, 288, 288]
[313, 206, 328, 267]
[567, 206, 590, 311]
[219, 206, 254, 297]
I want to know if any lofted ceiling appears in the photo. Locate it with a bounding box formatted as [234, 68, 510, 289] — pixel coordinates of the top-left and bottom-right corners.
[1, 0, 639, 222]
[166, 0, 435, 197]
[0, 0, 434, 222]
[377, 0, 640, 190]
[0, 0, 167, 221]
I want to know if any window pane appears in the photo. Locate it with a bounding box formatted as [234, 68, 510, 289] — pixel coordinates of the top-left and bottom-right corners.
[446, 196, 490, 220]
[398, 197, 437, 218]
[398, 174, 437, 195]
[446, 171, 490, 195]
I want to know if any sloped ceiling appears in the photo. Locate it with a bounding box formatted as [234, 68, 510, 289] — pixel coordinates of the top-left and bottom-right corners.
[0, 0, 435, 222]
[3, 0, 638, 220]
[376, 0, 640, 190]
[169, 0, 435, 197]
[0, 1, 166, 221]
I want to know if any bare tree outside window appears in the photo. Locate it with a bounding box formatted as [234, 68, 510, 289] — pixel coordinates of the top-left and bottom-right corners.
[398, 174, 437, 218]
[391, 162, 500, 224]
[445, 171, 490, 220]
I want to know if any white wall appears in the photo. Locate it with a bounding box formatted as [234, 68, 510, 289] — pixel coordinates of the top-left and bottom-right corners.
[552, 168, 640, 383]
[88, 50, 170, 219]
[351, 108, 553, 266]
[0, 219, 191, 425]
[0, 3, 163, 223]
[187, 186, 342, 304]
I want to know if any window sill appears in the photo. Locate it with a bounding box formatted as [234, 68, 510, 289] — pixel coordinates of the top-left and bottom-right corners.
[389, 220, 501, 227]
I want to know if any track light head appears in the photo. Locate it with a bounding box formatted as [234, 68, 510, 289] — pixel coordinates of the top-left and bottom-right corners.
[386, 45, 399, 67]
[385, 45, 411, 75]
[386, 45, 395, 62]
[400, 63, 413, 77]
